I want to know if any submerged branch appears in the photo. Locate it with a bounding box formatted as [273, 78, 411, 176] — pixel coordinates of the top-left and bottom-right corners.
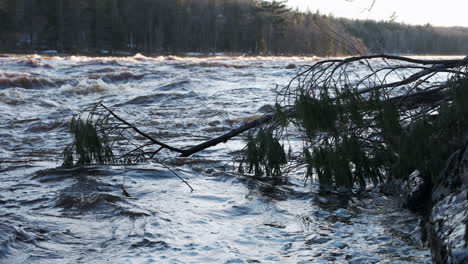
[63, 102, 277, 166]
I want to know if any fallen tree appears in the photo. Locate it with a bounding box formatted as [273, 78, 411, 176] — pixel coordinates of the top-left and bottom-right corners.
[62, 102, 277, 165]
[62, 54, 468, 190]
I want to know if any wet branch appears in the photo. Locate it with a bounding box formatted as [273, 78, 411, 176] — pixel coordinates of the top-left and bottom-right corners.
[179, 114, 275, 157]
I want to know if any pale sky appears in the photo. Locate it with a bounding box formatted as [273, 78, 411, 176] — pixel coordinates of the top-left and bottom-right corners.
[288, 0, 468, 27]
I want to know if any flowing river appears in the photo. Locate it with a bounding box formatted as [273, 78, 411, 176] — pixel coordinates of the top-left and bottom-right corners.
[0, 54, 432, 264]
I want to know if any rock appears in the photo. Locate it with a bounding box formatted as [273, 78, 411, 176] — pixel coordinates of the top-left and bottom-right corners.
[432, 145, 468, 202]
[402, 170, 432, 212]
[285, 63, 296, 69]
[465, 219, 468, 246]
[385, 141, 468, 263]
[380, 178, 405, 197]
[426, 190, 468, 263]
[422, 139, 468, 263]
[208, 120, 221, 127]
[258, 104, 275, 113]
[282, 242, 292, 251]
[452, 248, 468, 264]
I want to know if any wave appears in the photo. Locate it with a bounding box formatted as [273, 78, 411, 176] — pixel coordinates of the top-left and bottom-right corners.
[87, 71, 144, 82]
[132, 53, 148, 61]
[0, 88, 28, 105]
[175, 61, 249, 69]
[60, 79, 128, 95]
[25, 120, 67, 133]
[117, 93, 165, 106]
[93, 67, 116, 73]
[156, 79, 191, 91]
[130, 238, 169, 249]
[0, 218, 37, 261]
[0, 72, 66, 89]
[196, 61, 248, 69]
[0, 54, 323, 71]
[17, 58, 53, 68]
[117, 91, 195, 106]
[112, 78, 192, 105]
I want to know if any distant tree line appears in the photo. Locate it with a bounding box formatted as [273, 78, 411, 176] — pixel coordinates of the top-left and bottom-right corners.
[0, 0, 467, 56]
[345, 19, 468, 55]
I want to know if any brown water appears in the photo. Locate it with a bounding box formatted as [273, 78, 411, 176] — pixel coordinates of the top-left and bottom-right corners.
[0, 54, 431, 264]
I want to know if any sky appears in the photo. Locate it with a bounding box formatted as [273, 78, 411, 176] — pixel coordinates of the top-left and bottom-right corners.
[287, 0, 468, 27]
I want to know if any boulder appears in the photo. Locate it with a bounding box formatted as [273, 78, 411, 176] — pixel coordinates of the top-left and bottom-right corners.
[425, 190, 468, 264]
[402, 170, 432, 212]
[424, 140, 468, 263]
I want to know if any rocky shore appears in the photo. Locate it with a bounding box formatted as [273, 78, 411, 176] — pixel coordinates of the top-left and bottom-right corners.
[393, 144, 468, 263]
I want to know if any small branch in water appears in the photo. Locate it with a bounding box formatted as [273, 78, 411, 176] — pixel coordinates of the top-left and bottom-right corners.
[121, 185, 130, 197]
[157, 161, 194, 192]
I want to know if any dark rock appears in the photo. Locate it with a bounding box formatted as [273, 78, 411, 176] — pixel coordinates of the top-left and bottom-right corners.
[258, 104, 274, 113]
[452, 248, 468, 264]
[432, 144, 468, 203]
[402, 170, 432, 213]
[208, 120, 221, 127]
[465, 219, 468, 247]
[426, 190, 468, 264]
[405, 139, 468, 263]
[285, 63, 296, 69]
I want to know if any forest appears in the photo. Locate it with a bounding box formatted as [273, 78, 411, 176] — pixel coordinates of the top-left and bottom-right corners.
[1, 0, 468, 55]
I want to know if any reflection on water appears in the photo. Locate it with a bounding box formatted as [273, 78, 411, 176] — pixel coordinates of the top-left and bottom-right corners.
[0, 54, 431, 263]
